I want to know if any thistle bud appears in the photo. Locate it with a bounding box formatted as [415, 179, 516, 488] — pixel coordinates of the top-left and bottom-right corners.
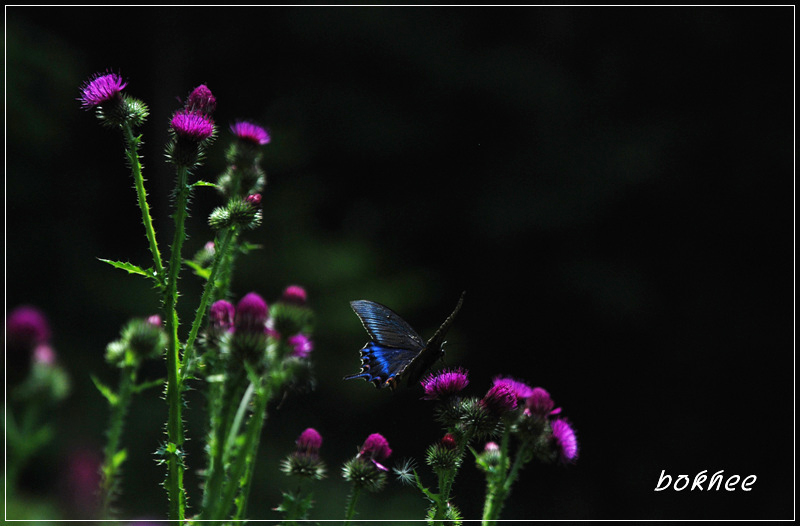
[281, 427, 326, 480]
[231, 292, 269, 365]
[208, 196, 263, 231]
[185, 84, 217, 116]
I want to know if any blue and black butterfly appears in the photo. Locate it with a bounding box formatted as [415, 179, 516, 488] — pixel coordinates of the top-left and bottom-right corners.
[344, 292, 465, 390]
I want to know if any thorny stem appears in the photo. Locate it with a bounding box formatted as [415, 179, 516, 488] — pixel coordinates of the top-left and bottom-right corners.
[433, 427, 474, 523]
[482, 426, 531, 525]
[122, 122, 164, 286]
[211, 374, 273, 520]
[343, 485, 363, 526]
[181, 226, 238, 383]
[100, 362, 137, 518]
[163, 164, 191, 520]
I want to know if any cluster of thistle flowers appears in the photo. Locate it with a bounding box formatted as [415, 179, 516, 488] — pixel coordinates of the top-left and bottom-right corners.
[422, 368, 577, 462]
[411, 367, 578, 521]
[200, 284, 314, 373]
[79, 70, 281, 520]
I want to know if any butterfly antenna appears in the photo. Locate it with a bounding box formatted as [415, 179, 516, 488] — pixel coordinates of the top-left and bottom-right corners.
[427, 291, 465, 350]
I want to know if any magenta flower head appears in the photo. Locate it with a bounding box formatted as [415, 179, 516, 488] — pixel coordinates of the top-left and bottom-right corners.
[420, 367, 469, 400]
[288, 333, 313, 358]
[185, 84, 216, 116]
[245, 193, 262, 207]
[296, 427, 323, 455]
[79, 71, 127, 109]
[171, 109, 215, 142]
[209, 299, 235, 333]
[283, 427, 327, 479]
[234, 292, 269, 335]
[231, 120, 271, 145]
[551, 419, 579, 463]
[525, 387, 561, 419]
[359, 433, 392, 471]
[480, 383, 518, 417]
[7, 305, 51, 351]
[281, 285, 308, 306]
[493, 376, 535, 400]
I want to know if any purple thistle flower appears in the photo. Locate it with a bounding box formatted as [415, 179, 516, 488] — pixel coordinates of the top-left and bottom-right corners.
[7, 305, 51, 349]
[146, 314, 162, 327]
[288, 333, 313, 358]
[171, 109, 215, 142]
[245, 193, 262, 206]
[525, 387, 561, 419]
[234, 292, 269, 335]
[281, 285, 308, 306]
[359, 433, 392, 471]
[78, 71, 127, 109]
[480, 383, 518, 416]
[209, 300, 235, 333]
[420, 367, 469, 400]
[296, 427, 323, 454]
[231, 120, 271, 145]
[551, 419, 579, 463]
[185, 84, 216, 115]
[493, 376, 535, 400]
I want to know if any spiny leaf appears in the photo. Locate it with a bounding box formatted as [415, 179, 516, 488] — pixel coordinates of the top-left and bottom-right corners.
[98, 258, 156, 280]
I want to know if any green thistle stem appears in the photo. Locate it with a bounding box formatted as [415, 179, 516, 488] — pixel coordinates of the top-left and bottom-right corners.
[100, 362, 137, 518]
[482, 426, 530, 525]
[343, 485, 363, 526]
[200, 364, 247, 518]
[164, 164, 191, 520]
[122, 122, 164, 286]
[181, 226, 238, 383]
[433, 427, 474, 523]
[211, 374, 273, 520]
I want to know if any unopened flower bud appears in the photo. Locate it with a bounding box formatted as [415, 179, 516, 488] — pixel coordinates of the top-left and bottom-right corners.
[185, 84, 216, 116]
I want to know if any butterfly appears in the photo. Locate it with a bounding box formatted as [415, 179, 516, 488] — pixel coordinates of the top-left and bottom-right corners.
[344, 291, 465, 390]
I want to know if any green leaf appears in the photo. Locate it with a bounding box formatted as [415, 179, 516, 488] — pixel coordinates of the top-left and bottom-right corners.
[98, 258, 156, 279]
[91, 374, 119, 406]
[193, 180, 218, 188]
[184, 259, 211, 280]
[112, 449, 128, 469]
[238, 242, 263, 255]
[133, 377, 166, 394]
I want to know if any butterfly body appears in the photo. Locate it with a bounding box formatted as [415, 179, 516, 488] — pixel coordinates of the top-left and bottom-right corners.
[344, 292, 465, 390]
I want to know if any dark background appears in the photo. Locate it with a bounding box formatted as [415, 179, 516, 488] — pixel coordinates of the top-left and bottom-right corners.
[5, 6, 793, 521]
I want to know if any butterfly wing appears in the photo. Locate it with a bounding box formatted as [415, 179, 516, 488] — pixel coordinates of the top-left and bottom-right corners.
[345, 300, 426, 390]
[401, 292, 466, 387]
[343, 342, 423, 389]
[349, 300, 426, 350]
